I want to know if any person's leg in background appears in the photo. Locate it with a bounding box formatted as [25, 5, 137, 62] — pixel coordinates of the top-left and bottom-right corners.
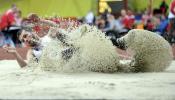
[0, 32, 5, 47]
[172, 43, 175, 59]
[2, 31, 15, 48]
[169, 18, 175, 59]
[10, 29, 22, 47]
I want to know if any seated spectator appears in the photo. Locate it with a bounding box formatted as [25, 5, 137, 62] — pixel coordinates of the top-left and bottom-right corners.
[116, 9, 132, 36]
[85, 10, 95, 25]
[127, 10, 135, 29]
[159, 0, 169, 16]
[155, 15, 168, 36]
[102, 14, 119, 40]
[145, 19, 154, 31]
[119, 9, 131, 30]
[95, 16, 106, 30]
[102, 14, 115, 32]
[142, 9, 152, 27]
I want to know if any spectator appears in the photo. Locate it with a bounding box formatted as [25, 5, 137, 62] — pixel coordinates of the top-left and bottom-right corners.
[159, 0, 169, 15]
[103, 14, 119, 39]
[145, 19, 154, 31]
[0, 4, 17, 31]
[119, 9, 131, 30]
[127, 10, 135, 29]
[168, 0, 175, 42]
[85, 10, 95, 25]
[142, 9, 152, 26]
[101, 9, 111, 29]
[0, 4, 19, 47]
[95, 16, 106, 30]
[168, 0, 175, 59]
[103, 14, 115, 32]
[155, 15, 168, 35]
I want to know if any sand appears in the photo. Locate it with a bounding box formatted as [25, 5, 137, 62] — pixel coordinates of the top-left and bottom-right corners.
[0, 60, 175, 99]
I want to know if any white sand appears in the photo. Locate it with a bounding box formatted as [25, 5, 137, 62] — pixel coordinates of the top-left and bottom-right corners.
[0, 60, 175, 99]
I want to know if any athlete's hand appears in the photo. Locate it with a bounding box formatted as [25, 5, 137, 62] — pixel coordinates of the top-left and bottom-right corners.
[3, 45, 17, 54]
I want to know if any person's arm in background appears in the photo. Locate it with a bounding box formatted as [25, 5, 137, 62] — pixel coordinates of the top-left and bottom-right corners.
[170, 0, 175, 15]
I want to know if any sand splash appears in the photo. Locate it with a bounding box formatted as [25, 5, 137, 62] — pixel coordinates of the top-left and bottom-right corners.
[26, 24, 173, 73]
[35, 24, 120, 73]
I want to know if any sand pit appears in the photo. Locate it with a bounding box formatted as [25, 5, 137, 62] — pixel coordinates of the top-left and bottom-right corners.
[0, 60, 175, 99]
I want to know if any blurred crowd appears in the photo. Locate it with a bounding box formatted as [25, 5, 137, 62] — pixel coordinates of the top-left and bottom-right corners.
[82, 0, 173, 43]
[0, 0, 175, 49]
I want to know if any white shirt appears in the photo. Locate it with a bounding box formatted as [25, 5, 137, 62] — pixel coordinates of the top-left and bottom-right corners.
[85, 12, 94, 24]
[168, 11, 175, 19]
[32, 35, 51, 60]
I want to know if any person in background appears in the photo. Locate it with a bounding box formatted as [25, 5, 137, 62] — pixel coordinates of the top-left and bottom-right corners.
[159, 0, 169, 15]
[95, 16, 106, 30]
[168, 0, 175, 43]
[15, 10, 22, 26]
[0, 4, 18, 47]
[85, 10, 95, 25]
[0, 4, 17, 31]
[142, 9, 152, 28]
[127, 10, 135, 29]
[119, 9, 130, 30]
[155, 15, 169, 36]
[168, 0, 175, 59]
[102, 14, 116, 32]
